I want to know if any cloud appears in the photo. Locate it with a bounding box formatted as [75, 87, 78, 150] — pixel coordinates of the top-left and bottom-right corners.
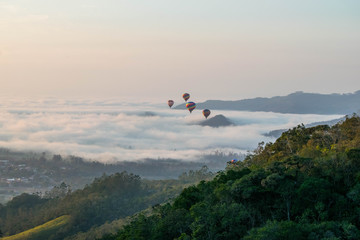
[0, 98, 343, 163]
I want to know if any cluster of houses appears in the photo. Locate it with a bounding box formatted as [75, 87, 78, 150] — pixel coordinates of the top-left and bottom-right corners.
[0, 160, 34, 186]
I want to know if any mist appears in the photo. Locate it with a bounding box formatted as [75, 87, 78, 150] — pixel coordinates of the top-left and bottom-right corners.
[0, 97, 343, 163]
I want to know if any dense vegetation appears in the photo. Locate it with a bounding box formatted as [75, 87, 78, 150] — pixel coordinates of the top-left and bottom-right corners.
[101, 115, 360, 240]
[0, 167, 214, 239]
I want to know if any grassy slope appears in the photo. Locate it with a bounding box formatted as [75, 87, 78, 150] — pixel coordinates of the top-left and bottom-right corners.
[1, 215, 70, 240]
[63, 181, 207, 240]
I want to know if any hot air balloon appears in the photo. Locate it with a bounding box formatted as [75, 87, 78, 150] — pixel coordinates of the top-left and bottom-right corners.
[231, 159, 238, 164]
[168, 100, 174, 108]
[202, 109, 211, 119]
[183, 93, 190, 102]
[186, 102, 196, 113]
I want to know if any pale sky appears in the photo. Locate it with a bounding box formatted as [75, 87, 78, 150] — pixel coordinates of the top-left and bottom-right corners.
[0, 0, 359, 101]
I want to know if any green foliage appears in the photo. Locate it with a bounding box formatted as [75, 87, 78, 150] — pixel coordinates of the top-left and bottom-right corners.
[0, 168, 207, 239]
[102, 116, 360, 240]
[244, 221, 360, 240]
[6, 193, 46, 210]
[173, 186, 203, 210]
[178, 165, 215, 183]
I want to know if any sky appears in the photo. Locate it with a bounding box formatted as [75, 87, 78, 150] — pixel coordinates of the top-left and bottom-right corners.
[0, 0, 360, 101]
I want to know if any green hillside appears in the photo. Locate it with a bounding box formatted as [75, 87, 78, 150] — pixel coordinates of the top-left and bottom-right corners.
[2, 115, 360, 240]
[1, 215, 70, 240]
[101, 115, 360, 240]
[0, 168, 213, 240]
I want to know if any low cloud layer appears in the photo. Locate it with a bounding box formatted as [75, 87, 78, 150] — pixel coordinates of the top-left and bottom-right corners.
[0, 98, 342, 162]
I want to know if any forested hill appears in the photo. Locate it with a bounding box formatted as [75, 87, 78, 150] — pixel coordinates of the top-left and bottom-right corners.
[175, 91, 360, 114]
[102, 115, 360, 240]
[0, 167, 214, 239]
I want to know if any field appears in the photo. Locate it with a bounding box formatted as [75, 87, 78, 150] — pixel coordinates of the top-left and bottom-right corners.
[1, 215, 70, 240]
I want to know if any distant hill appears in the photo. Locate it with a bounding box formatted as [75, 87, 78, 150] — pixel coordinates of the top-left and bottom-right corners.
[264, 116, 346, 138]
[198, 114, 234, 127]
[264, 114, 359, 138]
[0, 170, 214, 240]
[174, 91, 360, 114]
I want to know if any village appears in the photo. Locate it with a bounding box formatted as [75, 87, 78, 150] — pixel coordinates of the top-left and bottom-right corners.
[0, 159, 56, 203]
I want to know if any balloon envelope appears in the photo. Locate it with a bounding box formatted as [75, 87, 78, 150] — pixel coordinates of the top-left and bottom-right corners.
[168, 100, 174, 108]
[186, 102, 196, 113]
[202, 109, 211, 119]
[183, 93, 190, 102]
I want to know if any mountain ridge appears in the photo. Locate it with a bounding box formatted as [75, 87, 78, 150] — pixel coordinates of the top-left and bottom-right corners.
[174, 91, 360, 114]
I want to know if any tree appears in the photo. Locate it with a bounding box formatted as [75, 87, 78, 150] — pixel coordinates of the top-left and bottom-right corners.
[44, 182, 71, 199]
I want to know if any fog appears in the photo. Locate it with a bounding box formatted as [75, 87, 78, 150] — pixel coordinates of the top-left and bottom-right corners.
[0, 98, 343, 162]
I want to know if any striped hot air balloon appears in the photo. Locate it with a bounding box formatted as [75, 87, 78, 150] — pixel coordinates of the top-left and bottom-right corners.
[202, 109, 211, 119]
[186, 102, 196, 113]
[183, 93, 190, 102]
